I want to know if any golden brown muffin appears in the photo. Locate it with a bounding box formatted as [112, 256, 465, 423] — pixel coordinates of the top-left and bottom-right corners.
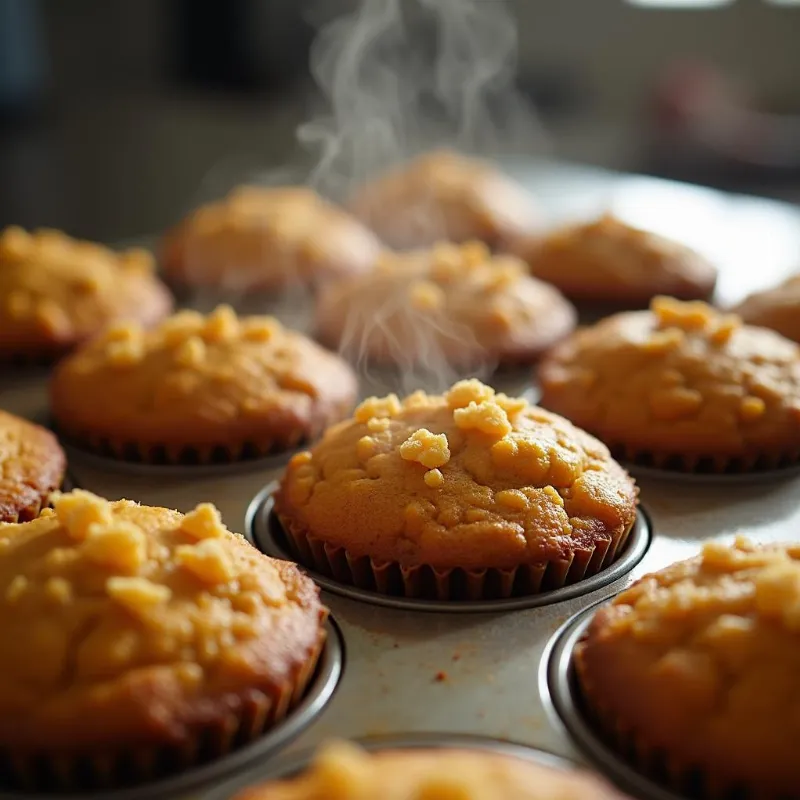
[275, 379, 638, 600]
[233, 740, 630, 800]
[160, 186, 381, 293]
[315, 241, 577, 368]
[0, 226, 173, 363]
[0, 409, 66, 522]
[575, 537, 800, 800]
[349, 150, 541, 250]
[539, 296, 800, 473]
[50, 305, 359, 464]
[732, 273, 800, 344]
[513, 214, 718, 307]
[0, 489, 327, 791]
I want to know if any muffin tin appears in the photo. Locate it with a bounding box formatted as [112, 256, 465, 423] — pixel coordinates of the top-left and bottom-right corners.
[3, 164, 800, 800]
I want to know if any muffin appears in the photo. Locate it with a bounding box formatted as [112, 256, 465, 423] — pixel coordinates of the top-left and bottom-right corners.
[349, 149, 541, 250]
[0, 409, 66, 522]
[732, 273, 800, 344]
[233, 740, 630, 800]
[275, 379, 638, 600]
[0, 489, 327, 791]
[0, 226, 172, 364]
[160, 186, 381, 294]
[539, 296, 800, 473]
[315, 241, 577, 369]
[50, 305, 358, 465]
[513, 214, 718, 307]
[575, 537, 800, 799]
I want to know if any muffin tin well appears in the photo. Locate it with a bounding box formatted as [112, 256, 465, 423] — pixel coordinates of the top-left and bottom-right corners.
[0, 619, 344, 800]
[245, 483, 652, 612]
[3, 164, 800, 799]
[204, 733, 581, 800]
[542, 602, 687, 800]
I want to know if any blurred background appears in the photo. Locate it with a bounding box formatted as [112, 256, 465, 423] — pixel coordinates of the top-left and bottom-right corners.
[0, 0, 798, 243]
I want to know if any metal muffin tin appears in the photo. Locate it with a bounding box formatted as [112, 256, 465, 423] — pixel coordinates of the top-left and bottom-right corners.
[2, 163, 800, 800]
[245, 482, 652, 612]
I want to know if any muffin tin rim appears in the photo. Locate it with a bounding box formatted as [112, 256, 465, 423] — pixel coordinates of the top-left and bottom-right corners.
[0, 618, 345, 800]
[624, 460, 800, 485]
[541, 600, 688, 800]
[201, 732, 582, 800]
[245, 482, 653, 614]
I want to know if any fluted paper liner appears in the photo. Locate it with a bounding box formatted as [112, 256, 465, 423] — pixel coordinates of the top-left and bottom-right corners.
[615, 443, 800, 476]
[278, 513, 634, 601]
[0, 623, 327, 792]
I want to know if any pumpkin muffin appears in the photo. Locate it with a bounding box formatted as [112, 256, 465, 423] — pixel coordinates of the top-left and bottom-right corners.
[160, 186, 381, 294]
[732, 273, 800, 344]
[233, 740, 630, 800]
[0, 409, 66, 522]
[0, 489, 327, 791]
[50, 305, 358, 465]
[575, 537, 800, 800]
[275, 379, 638, 600]
[315, 241, 577, 368]
[539, 296, 800, 473]
[0, 226, 173, 364]
[513, 214, 717, 307]
[349, 149, 541, 250]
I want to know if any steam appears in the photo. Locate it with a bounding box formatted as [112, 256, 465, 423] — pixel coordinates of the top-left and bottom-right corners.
[298, 0, 546, 395]
[298, 0, 548, 199]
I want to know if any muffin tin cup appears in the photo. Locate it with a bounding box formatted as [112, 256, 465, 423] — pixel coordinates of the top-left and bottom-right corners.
[246, 483, 652, 612]
[204, 733, 583, 800]
[543, 601, 698, 800]
[0, 618, 344, 799]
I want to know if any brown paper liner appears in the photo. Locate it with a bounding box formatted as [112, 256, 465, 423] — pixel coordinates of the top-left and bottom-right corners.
[57, 428, 311, 466]
[278, 513, 634, 601]
[0, 626, 327, 792]
[2, 473, 70, 524]
[614, 443, 800, 476]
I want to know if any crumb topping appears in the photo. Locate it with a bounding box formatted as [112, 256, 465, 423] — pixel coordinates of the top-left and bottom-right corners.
[0, 226, 170, 348]
[278, 380, 637, 570]
[0, 490, 321, 694]
[540, 296, 800, 457]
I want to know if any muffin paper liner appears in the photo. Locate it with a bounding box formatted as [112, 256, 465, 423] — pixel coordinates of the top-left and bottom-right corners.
[614, 443, 800, 476]
[1, 473, 70, 524]
[55, 428, 311, 467]
[0, 626, 327, 793]
[277, 514, 634, 601]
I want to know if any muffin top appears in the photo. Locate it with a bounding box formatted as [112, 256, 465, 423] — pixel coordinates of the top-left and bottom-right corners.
[732, 273, 800, 344]
[50, 305, 358, 456]
[576, 537, 800, 797]
[276, 379, 637, 570]
[0, 489, 325, 752]
[0, 226, 173, 360]
[235, 740, 629, 800]
[315, 241, 577, 366]
[349, 150, 541, 250]
[514, 215, 717, 306]
[539, 296, 800, 462]
[160, 186, 381, 292]
[0, 410, 66, 523]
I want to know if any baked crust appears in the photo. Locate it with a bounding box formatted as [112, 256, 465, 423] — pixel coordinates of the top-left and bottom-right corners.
[0, 409, 66, 522]
[576, 537, 800, 799]
[0, 490, 326, 753]
[733, 273, 800, 344]
[539, 296, 800, 467]
[234, 741, 630, 800]
[513, 215, 717, 307]
[349, 149, 541, 250]
[276, 379, 637, 572]
[160, 186, 381, 292]
[49, 306, 358, 461]
[315, 242, 577, 367]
